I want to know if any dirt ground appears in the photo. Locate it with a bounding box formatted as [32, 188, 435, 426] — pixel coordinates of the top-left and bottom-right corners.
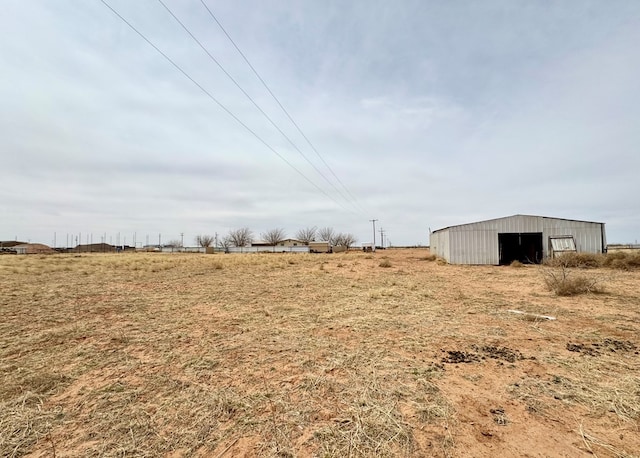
[1, 249, 638, 457]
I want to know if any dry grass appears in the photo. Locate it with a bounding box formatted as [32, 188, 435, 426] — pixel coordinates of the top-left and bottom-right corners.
[544, 252, 604, 268]
[545, 251, 640, 270]
[1, 250, 639, 457]
[602, 251, 640, 270]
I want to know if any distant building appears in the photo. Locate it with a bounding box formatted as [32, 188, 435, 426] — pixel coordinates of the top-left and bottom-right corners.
[277, 238, 304, 247]
[71, 243, 117, 253]
[429, 214, 606, 265]
[0, 241, 26, 248]
[309, 241, 331, 253]
[13, 243, 55, 255]
[251, 238, 305, 248]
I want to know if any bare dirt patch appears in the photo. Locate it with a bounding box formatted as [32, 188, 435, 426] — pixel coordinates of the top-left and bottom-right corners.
[1, 250, 639, 457]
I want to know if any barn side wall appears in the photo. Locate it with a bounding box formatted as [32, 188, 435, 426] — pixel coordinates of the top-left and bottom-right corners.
[429, 230, 450, 262]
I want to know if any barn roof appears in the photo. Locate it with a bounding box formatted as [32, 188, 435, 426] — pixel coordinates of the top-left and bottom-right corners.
[432, 214, 604, 233]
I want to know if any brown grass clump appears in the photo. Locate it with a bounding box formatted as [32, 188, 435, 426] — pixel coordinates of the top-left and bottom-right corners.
[510, 260, 524, 268]
[544, 251, 640, 271]
[418, 254, 437, 262]
[602, 251, 640, 270]
[379, 258, 392, 268]
[544, 253, 603, 268]
[542, 266, 604, 296]
[0, 393, 63, 457]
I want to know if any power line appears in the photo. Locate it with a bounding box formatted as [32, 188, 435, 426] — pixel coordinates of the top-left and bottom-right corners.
[198, 0, 366, 213]
[99, 0, 350, 212]
[155, 0, 358, 214]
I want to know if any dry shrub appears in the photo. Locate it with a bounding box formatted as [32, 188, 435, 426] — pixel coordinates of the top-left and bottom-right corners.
[545, 251, 640, 270]
[603, 251, 640, 270]
[542, 267, 604, 296]
[419, 254, 437, 262]
[510, 260, 524, 268]
[544, 253, 603, 268]
[379, 259, 392, 268]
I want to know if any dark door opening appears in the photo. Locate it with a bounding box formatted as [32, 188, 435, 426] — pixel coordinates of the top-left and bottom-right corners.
[499, 232, 543, 265]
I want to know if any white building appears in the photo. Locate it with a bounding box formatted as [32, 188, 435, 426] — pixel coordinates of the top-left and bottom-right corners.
[429, 214, 606, 265]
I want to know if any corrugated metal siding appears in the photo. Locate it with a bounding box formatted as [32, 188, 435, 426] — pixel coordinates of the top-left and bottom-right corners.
[449, 229, 497, 264]
[542, 221, 604, 256]
[432, 215, 605, 265]
[429, 230, 450, 261]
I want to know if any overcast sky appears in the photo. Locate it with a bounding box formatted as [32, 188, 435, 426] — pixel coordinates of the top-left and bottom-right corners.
[1, 1, 639, 247]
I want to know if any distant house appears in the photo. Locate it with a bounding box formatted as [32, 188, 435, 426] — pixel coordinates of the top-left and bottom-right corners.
[13, 243, 55, 255]
[0, 240, 26, 254]
[0, 241, 27, 248]
[277, 238, 304, 247]
[251, 238, 305, 248]
[72, 243, 117, 253]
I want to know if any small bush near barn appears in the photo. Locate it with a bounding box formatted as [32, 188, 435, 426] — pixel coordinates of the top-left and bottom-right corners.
[542, 266, 604, 296]
[602, 251, 640, 270]
[544, 251, 640, 271]
[544, 253, 603, 269]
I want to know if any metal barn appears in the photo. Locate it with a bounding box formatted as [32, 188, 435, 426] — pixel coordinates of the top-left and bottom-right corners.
[429, 214, 606, 265]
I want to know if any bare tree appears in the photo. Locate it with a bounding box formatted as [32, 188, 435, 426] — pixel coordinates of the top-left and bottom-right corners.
[261, 228, 286, 246]
[334, 233, 357, 249]
[227, 227, 253, 247]
[166, 239, 183, 248]
[195, 234, 215, 247]
[218, 236, 232, 249]
[318, 227, 336, 244]
[296, 226, 317, 244]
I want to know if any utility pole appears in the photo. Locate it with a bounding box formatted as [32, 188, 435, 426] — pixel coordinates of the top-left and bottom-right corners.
[180, 232, 184, 249]
[379, 228, 385, 249]
[369, 219, 378, 252]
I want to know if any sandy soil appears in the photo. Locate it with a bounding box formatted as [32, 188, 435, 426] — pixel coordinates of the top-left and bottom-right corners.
[1, 249, 638, 457]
